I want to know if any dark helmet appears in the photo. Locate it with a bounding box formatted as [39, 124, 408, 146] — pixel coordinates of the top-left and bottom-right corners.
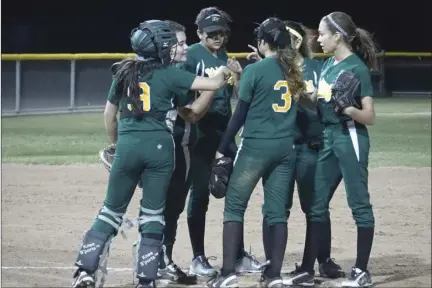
[130, 20, 178, 64]
[254, 17, 291, 48]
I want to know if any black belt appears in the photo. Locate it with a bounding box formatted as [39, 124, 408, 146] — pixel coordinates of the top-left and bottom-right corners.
[295, 139, 324, 152]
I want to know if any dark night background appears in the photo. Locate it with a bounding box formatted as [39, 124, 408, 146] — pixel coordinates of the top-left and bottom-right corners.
[1, 0, 431, 54]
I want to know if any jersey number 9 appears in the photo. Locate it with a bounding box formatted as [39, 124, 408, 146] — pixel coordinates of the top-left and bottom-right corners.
[272, 80, 292, 113]
[127, 82, 151, 112]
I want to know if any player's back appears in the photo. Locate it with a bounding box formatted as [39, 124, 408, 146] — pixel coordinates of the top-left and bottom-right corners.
[111, 65, 195, 134]
[240, 57, 298, 139]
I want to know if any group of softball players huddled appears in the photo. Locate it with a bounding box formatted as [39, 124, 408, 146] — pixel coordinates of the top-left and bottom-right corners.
[71, 6, 379, 288]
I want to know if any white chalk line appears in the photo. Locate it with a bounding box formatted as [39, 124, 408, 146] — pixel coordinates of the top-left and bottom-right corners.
[1, 266, 133, 271]
[1, 266, 296, 274]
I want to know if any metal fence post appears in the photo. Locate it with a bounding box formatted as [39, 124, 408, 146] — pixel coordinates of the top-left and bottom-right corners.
[15, 60, 21, 114]
[70, 60, 76, 111]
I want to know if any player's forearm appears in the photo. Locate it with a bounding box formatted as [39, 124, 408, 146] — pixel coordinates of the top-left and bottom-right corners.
[217, 99, 249, 155]
[104, 101, 119, 143]
[177, 91, 215, 123]
[188, 91, 216, 122]
[105, 119, 118, 143]
[344, 106, 375, 125]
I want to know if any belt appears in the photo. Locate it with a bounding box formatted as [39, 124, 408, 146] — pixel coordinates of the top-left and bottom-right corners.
[295, 139, 324, 152]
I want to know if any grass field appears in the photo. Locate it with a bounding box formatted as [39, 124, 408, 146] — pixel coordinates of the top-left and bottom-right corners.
[2, 98, 431, 167]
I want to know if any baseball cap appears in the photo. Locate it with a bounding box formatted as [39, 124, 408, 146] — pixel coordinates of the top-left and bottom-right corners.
[255, 17, 291, 47]
[198, 14, 229, 33]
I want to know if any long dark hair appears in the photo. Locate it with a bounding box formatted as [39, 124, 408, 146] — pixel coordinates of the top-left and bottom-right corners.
[258, 18, 305, 100]
[275, 47, 305, 101]
[323, 12, 379, 70]
[114, 58, 164, 119]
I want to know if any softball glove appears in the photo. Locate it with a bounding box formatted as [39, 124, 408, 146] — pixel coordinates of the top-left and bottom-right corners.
[209, 156, 234, 199]
[99, 144, 116, 172]
[331, 70, 361, 116]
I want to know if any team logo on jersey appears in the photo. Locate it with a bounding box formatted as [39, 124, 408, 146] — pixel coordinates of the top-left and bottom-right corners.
[317, 79, 332, 102]
[205, 66, 234, 85]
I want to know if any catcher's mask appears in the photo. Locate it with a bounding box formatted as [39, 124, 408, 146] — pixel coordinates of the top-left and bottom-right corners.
[254, 17, 291, 49]
[130, 20, 178, 65]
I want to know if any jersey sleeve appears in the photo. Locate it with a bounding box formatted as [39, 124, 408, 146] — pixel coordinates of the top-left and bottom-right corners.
[238, 65, 256, 103]
[183, 52, 198, 73]
[174, 63, 196, 108]
[165, 66, 196, 105]
[354, 66, 374, 97]
[107, 79, 120, 106]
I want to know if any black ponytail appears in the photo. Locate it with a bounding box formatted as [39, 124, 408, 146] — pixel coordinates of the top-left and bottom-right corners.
[114, 58, 164, 119]
[351, 28, 379, 71]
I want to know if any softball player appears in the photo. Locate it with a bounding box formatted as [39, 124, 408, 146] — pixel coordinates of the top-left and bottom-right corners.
[246, 22, 344, 281]
[273, 21, 345, 282]
[71, 20, 231, 288]
[284, 12, 378, 287]
[184, 7, 262, 276]
[157, 20, 218, 284]
[207, 17, 308, 288]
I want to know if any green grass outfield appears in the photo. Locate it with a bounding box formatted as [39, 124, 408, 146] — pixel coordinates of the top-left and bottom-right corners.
[2, 98, 431, 168]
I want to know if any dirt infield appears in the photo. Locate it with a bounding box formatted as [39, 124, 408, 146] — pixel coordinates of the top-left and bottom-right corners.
[2, 164, 431, 287]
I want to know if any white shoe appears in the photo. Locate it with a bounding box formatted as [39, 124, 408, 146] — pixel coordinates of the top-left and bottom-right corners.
[340, 267, 373, 287]
[235, 251, 263, 274]
[72, 270, 95, 288]
[189, 255, 217, 277]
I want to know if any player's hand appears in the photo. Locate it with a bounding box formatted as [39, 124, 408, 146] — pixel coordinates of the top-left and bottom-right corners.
[246, 44, 262, 62]
[216, 66, 231, 79]
[227, 57, 242, 74]
[215, 151, 224, 159]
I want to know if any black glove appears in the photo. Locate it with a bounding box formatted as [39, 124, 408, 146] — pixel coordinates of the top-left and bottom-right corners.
[331, 70, 361, 116]
[208, 156, 234, 199]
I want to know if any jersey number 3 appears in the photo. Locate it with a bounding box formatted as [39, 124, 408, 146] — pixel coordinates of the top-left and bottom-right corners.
[272, 80, 292, 113]
[127, 82, 151, 112]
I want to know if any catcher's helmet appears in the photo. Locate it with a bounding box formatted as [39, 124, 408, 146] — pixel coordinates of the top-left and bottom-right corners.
[130, 20, 178, 64]
[254, 17, 291, 48]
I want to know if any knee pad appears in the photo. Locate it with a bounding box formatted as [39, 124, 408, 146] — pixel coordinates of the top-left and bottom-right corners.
[138, 206, 165, 235]
[136, 236, 162, 282]
[97, 206, 125, 234]
[75, 229, 112, 274]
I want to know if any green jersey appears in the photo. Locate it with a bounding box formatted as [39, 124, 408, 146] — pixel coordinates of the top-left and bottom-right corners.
[294, 58, 325, 142]
[239, 56, 298, 139]
[183, 43, 234, 136]
[316, 54, 373, 125]
[107, 65, 196, 133]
